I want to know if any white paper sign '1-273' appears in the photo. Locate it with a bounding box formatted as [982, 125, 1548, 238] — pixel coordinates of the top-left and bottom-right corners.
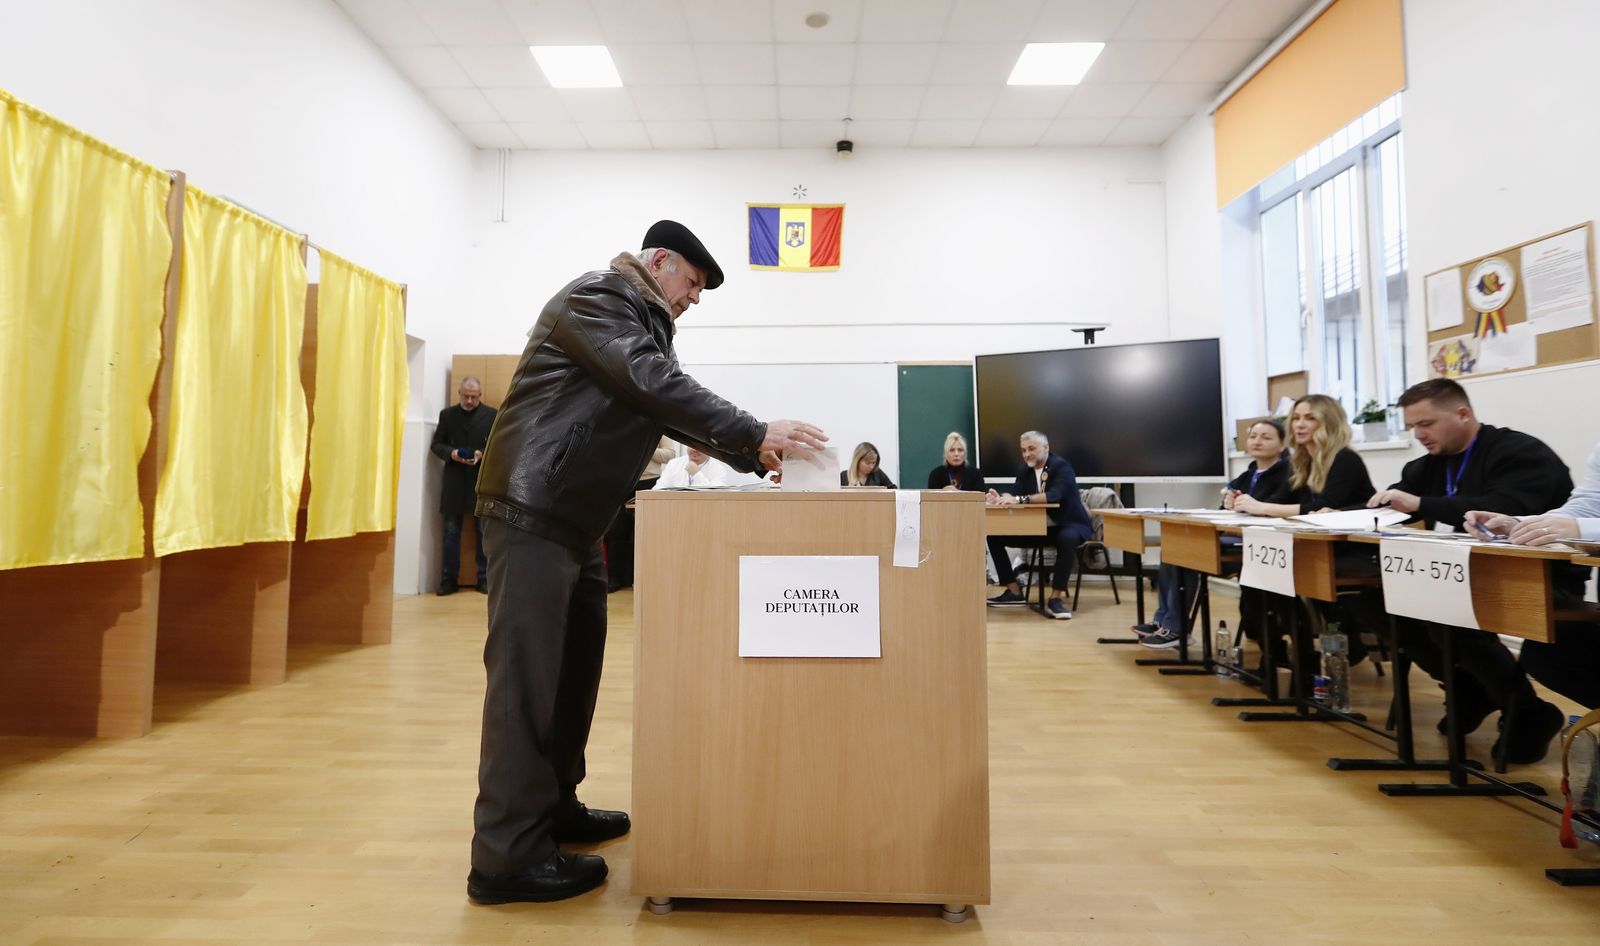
[1240, 528, 1296, 596]
[1378, 537, 1478, 630]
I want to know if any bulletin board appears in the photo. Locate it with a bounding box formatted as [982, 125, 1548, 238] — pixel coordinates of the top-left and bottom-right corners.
[1423, 222, 1599, 381]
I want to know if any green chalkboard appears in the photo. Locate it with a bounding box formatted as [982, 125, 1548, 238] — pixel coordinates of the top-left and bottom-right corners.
[896, 364, 976, 489]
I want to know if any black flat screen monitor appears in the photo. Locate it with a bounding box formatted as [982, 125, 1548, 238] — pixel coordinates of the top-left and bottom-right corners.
[974, 338, 1225, 479]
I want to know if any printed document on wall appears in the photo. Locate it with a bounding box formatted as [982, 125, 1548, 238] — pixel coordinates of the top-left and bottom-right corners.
[1426, 268, 1465, 331]
[1522, 228, 1595, 334]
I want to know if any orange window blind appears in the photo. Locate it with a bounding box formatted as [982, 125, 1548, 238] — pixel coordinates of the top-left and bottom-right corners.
[1213, 0, 1405, 208]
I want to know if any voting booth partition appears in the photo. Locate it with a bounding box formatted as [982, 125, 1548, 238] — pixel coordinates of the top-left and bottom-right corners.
[630, 489, 991, 917]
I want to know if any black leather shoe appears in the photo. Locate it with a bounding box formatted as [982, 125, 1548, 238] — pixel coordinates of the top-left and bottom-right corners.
[467, 851, 608, 904]
[551, 802, 631, 844]
[436, 579, 458, 596]
[1437, 690, 1497, 736]
[1493, 699, 1566, 766]
[475, 583, 488, 595]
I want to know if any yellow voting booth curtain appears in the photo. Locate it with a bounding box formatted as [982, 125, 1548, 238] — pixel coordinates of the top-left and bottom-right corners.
[1213, 0, 1405, 207]
[152, 186, 308, 556]
[305, 252, 407, 540]
[0, 91, 172, 569]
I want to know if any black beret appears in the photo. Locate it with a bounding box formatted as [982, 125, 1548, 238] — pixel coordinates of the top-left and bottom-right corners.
[642, 219, 724, 290]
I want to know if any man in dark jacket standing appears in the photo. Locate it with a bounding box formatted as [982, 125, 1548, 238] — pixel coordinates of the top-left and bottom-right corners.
[466, 221, 827, 905]
[1368, 378, 1576, 765]
[429, 377, 496, 595]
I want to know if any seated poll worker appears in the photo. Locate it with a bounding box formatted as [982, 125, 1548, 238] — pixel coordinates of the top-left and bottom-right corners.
[1466, 437, 1600, 711]
[1368, 379, 1577, 763]
[469, 220, 827, 905]
[656, 445, 761, 488]
[984, 430, 1093, 620]
[928, 431, 985, 491]
[1135, 418, 1290, 649]
[1231, 394, 1378, 673]
[840, 441, 897, 488]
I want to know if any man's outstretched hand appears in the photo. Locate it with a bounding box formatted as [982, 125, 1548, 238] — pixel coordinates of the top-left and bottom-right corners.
[759, 420, 828, 468]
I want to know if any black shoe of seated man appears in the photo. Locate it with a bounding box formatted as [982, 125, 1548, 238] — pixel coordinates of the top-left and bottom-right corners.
[1491, 699, 1566, 766]
[1435, 687, 1498, 736]
[436, 579, 459, 596]
[466, 851, 608, 904]
[551, 802, 632, 844]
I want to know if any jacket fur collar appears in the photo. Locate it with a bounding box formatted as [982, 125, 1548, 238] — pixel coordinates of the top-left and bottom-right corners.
[611, 251, 673, 325]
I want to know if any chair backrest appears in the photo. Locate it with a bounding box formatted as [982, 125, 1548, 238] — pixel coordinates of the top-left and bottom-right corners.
[1078, 486, 1123, 543]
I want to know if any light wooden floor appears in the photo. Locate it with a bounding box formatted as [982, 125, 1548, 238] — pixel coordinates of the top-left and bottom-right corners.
[2, 583, 1597, 945]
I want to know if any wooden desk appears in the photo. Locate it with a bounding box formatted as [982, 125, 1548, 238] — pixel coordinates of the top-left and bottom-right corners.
[1344, 534, 1574, 642]
[1214, 525, 1346, 604]
[983, 503, 1051, 536]
[1097, 509, 1147, 555]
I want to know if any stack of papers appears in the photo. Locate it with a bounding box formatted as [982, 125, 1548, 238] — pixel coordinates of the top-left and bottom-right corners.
[1288, 508, 1410, 530]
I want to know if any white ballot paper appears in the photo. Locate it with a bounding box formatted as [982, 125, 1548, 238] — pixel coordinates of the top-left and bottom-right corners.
[739, 555, 881, 658]
[1378, 536, 1478, 630]
[1290, 507, 1410, 531]
[1240, 527, 1296, 596]
[780, 446, 840, 492]
[892, 490, 921, 568]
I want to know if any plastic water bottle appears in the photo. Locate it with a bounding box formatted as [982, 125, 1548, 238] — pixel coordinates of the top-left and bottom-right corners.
[1319, 622, 1351, 714]
[1563, 715, 1600, 860]
[1213, 620, 1233, 678]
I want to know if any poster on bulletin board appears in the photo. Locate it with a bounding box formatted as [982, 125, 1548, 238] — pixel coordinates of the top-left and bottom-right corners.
[1423, 222, 1599, 381]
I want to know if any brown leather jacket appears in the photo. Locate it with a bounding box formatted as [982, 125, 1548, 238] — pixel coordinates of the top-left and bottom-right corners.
[475, 253, 765, 551]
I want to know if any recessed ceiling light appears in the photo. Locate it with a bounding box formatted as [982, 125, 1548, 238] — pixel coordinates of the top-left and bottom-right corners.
[1007, 42, 1105, 86]
[529, 45, 622, 89]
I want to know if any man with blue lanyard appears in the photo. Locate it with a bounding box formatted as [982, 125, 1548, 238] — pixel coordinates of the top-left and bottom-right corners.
[1368, 378, 1576, 764]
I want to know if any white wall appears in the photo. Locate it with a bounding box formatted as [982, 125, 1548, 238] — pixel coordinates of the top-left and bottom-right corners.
[2, 0, 479, 591]
[460, 146, 1172, 365]
[1400, 0, 1600, 474]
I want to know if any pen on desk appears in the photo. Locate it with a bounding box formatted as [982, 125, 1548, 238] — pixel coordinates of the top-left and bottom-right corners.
[1472, 521, 1498, 540]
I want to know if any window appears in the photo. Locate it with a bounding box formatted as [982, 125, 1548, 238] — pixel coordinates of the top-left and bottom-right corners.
[1250, 94, 1407, 420]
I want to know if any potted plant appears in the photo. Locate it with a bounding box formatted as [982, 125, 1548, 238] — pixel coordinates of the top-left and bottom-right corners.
[1353, 400, 1389, 443]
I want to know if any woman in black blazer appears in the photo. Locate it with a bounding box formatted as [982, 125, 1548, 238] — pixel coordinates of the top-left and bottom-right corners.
[927, 431, 985, 491]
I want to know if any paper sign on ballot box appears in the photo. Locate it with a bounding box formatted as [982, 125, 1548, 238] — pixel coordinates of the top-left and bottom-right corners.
[739, 555, 882, 658]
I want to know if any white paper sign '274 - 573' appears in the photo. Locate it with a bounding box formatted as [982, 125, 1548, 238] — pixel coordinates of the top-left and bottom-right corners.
[1240, 528, 1296, 596]
[1378, 537, 1478, 630]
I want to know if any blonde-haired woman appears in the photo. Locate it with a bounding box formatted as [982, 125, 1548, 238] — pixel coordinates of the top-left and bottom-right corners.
[841, 441, 897, 488]
[927, 432, 985, 491]
[1234, 395, 1375, 516]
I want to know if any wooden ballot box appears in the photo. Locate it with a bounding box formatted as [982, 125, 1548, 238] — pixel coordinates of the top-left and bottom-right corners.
[631, 489, 991, 917]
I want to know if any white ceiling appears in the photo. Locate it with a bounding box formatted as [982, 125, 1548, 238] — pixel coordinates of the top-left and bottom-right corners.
[334, 0, 1318, 151]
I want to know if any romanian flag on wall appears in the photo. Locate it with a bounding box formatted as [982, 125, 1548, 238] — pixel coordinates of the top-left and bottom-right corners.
[748, 203, 843, 272]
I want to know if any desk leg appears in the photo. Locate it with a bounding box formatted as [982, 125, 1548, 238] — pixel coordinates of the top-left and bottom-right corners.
[1328, 615, 1452, 771]
[1238, 595, 1367, 723]
[1136, 573, 1207, 670]
[1381, 624, 1535, 797]
[1214, 587, 1293, 708]
[1159, 573, 1214, 676]
[1096, 550, 1143, 645]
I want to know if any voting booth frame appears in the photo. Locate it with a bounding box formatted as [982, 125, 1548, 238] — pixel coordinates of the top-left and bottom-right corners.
[631, 490, 991, 920]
